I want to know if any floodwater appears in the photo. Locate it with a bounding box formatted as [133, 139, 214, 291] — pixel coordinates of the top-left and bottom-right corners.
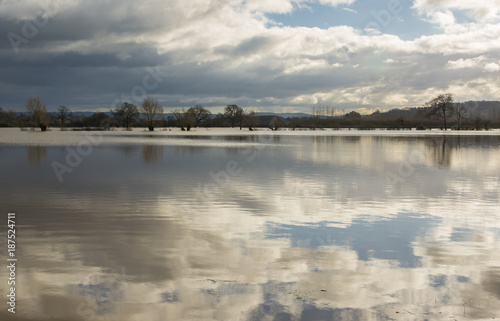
[0, 128, 500, 321]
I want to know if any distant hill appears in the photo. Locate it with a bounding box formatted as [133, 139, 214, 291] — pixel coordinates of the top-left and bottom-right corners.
[463, 101, 500, 119]
[256, 112, 312, 118]
[363, 101, 500, 121]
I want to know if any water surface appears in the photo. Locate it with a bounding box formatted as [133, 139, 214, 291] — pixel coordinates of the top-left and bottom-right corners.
[0, 128, 499, 320]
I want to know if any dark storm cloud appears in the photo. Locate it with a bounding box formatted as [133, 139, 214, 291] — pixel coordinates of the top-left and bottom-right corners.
[1, 0, 500, 111]
[0, 0, 184, 48]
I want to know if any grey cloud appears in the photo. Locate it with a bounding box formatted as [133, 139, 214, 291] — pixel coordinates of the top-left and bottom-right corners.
[215, 35, 277, 57]
[1, 1, 180, 45]
[0, 44, 490, 110]
[1, 0, 500, 111]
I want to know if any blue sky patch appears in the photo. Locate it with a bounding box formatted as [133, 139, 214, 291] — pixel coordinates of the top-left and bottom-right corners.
[267, 2, 439, 40]
[266, 212, 439, 268]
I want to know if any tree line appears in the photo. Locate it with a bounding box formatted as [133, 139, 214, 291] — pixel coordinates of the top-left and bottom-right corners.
[0, 96, 263, 131]
[0, 93, 498, 131]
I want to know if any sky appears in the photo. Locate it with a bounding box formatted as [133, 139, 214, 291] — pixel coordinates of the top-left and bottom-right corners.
[1, 0, 500, 113]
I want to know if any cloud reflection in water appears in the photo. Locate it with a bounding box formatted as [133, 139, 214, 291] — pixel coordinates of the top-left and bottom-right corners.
[0, 132, 499, 320]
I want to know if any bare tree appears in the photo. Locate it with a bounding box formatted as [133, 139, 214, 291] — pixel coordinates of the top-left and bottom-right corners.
[26, 96, 49, 131]
[244, 111, 258, 130]
[475, 116, 482, 130]
[86, 112, 111, 129]
[426, 93, 454, 130]
[141, 96, 163, 131]
[269, 115, 283, 131]
[454, 102, 468, 130]
[224, 104, 244, 128]
[54, 105, 71, 131]
[112, 102, 139, 129]
[186, 105, 211, 128]
[0, 107, 18, 127]
[344, 111, 361, 119]
[172, 107, 188, 130]
[312, 105, 336, 119]
[237, 109, 245, 129]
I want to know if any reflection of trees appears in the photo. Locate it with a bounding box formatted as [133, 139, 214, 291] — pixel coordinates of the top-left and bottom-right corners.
[116, 145, 140, 156]
[142, 145, 164, 164]
[341, 136, 361, 143]
[27, 146, 47, 166]
[311, 136, 364, 153]
[423, 136, 500, 168]
[311, 136, 340, 145]
[423, 136, 473, 167]
[174, 145, 203, 155]
[423, 136, 454, 167]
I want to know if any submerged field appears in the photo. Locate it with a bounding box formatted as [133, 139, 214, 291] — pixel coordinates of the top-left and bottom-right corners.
[0, 128, 499, 320]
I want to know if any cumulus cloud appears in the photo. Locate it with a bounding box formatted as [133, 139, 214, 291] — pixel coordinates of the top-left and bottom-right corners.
[243, 0, 295, 13]
[343, 7, 357, 13]
[446, 56, 485, 69]
[484, 62, 500, 72]
[316, 0, 356, 6]
[236, 0, 356, 14]
[0, 0, 499, 111]
[446, 56, 500, 74]
[413, 0, 500, 22]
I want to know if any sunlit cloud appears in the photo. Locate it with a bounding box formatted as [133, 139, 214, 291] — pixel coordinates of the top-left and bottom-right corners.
[0, 0, 499, 111]
[446, 56, 485, 69]
[484, 62, 500, 72]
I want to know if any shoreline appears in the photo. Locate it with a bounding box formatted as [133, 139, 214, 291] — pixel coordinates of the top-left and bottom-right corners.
[1, 127, 500, 147]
